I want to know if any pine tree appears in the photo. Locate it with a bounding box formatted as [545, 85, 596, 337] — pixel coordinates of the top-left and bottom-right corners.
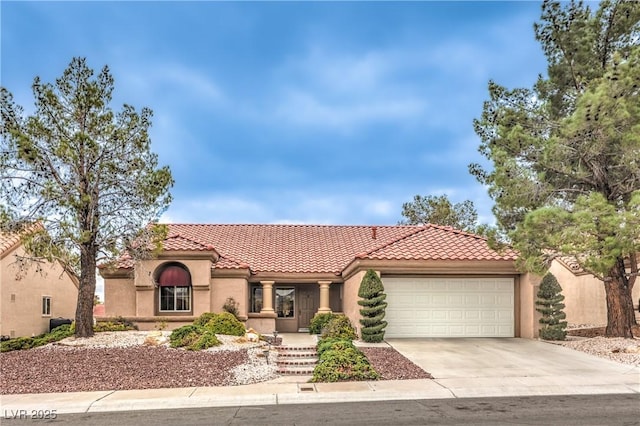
[358, 269, 388, 343]
[535, 273, 568, 340]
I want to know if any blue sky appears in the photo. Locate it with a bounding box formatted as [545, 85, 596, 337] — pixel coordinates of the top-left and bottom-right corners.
[2, 1, 549, 227]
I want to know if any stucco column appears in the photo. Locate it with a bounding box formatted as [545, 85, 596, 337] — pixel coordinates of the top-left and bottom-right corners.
[318, 280, 332, 313]
[260, 281, 275, 314]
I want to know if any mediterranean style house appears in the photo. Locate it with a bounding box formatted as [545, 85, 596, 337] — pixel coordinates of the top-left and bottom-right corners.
[1, 231, 78, 338]
[100, 223, 639, 338]
[101, 223, 548, 338]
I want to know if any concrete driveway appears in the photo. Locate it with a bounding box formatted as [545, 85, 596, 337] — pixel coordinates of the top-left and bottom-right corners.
[386, 338, 640, 398]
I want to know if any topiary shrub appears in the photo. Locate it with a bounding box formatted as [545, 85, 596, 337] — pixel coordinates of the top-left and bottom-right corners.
[321, 315, 357, 340]
[358, 269, 388, 343]
[309, 313, 336, 335]
[194, 312, 217, 327]
[205, 312, 246, 336]
[535, 272, 568, 341]
[311, 345, 379, 382]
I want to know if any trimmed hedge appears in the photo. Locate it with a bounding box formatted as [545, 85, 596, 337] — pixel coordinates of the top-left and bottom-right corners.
[309, 313, 335, 335]
[311, 338, 378, 382]
[321, 315, 357, 340]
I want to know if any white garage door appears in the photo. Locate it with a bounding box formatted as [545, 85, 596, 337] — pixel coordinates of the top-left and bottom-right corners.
[383, 277, 514, 338]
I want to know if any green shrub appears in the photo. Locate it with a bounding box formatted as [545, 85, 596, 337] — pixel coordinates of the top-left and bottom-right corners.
[0, 324, 74, 353]
[222, 297, 241, 320]
[169, 325, 206, 348]
[358, 269, 388, 343]
[205, 312, 245, 336]
[321, 315, 357, 340]
[316, 338, 356, 357]
[311, 347, 378, 382]
[188, 330, 221, 351]
[535, 272, 567, 341]
[309, 313, 336, 335]
[194, 312, 217, 327]
[1, 337, 34, 352]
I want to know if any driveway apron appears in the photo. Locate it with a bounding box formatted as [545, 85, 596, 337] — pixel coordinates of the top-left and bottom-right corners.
[386, 338, 640, 398]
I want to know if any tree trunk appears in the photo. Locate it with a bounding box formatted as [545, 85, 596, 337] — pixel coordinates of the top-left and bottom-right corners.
[75, 243, 97, 338]
[603, 258, 636, 338]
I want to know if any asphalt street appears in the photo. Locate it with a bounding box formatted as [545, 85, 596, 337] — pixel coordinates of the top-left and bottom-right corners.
[4, 394, 639, 426]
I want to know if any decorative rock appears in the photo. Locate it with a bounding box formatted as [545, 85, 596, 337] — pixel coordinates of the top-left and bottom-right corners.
[623, 345, 640, 354]
[144, 332, 169, 346]
[246, 333, 259, 342]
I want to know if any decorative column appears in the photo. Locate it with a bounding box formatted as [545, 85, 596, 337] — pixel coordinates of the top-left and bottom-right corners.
[260, 281, 275, 314]
[318, 280, 332, 313]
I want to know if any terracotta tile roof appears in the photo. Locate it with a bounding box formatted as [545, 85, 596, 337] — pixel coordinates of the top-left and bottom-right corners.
[0, 231, 22, 256]
[361, 224, 519, 262]
[148, 224, 517, 275]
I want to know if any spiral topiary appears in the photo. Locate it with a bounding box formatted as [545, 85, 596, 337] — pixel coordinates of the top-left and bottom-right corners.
[357, 269, 388, 343]
[535, 272, 568, 341]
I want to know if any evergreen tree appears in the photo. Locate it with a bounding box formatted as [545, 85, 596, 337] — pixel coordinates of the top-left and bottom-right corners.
[358, 269, 388, 343]
[535, 273, 568, 340]
[0, 58, 173, 337]
[471, 0, 640, 337]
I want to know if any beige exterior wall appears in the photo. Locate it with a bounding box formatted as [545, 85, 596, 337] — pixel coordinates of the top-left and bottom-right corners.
[102, 257, 255, 328]
[549, 260, 640, 326]
[342, 270, 368, 337]
[103, 276, 136, 317]
[1, 245, 78, 338]
[211, 277, 248, 317]
[518, 273, 542, 339]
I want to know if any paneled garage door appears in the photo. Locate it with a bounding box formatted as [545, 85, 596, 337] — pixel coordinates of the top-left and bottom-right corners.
[383, 277, 514, 338]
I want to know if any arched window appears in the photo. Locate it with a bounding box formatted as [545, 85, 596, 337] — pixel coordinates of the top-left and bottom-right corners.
[157, 264, 191, 312]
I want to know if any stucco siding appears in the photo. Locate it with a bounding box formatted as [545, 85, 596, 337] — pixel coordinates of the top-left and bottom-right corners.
[211, 277, 248, 317]
[549, 260, 640, 326]
[1, 246, 77, 338]
[104, 277, 136, 317]
[518, 273, 541, 339]
[342, 270, 367, 336]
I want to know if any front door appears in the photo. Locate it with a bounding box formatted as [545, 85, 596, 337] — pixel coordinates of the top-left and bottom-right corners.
[298, 286, 318, 331]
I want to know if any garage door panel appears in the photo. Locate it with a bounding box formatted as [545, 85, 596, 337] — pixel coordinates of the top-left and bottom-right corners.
[384, 277, 514, 338]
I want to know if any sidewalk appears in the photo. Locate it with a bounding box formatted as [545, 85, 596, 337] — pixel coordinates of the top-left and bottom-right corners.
[2, 335, 639, 414]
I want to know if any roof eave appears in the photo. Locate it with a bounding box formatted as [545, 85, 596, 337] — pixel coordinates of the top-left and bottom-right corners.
[341, 258, 519, 280]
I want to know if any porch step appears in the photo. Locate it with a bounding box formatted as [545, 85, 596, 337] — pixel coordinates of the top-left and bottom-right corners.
[276, 344, 318, 376]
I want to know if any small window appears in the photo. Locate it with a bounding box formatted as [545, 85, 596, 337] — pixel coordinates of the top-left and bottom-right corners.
[159, 286, 191, 312]
[42, 296, 51, 316]
[250, 285, 263, 313]
[276, 287, 295, 318]
[157, 264, 192, 313]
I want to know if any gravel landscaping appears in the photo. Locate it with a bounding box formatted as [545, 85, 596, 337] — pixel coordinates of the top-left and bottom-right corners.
[0, 331, 429, 394]
[2, 326, 638, 395]
[562, 324, 640, 366]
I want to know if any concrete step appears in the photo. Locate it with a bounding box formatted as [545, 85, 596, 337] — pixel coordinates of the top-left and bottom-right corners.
[277, 350, 317, 358]
[276, 365, 316, 375]
[276, 344, 318, 376]
[277, 357, 318, 366]
[277, 345, 317, 351]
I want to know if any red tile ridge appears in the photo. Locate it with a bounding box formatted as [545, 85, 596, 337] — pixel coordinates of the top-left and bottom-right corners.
[165, 233, 217, 251]
[214, 254, 251, 270]
[356, 225, 428, 259]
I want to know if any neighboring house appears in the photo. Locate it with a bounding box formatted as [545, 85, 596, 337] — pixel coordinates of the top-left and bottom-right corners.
[549, 256, 640, 326]
[102, 223, 551, 338]
[0, 231, 78, 338]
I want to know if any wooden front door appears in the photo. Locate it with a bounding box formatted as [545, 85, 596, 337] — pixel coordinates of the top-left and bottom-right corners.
[297, 286, 318, 331]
